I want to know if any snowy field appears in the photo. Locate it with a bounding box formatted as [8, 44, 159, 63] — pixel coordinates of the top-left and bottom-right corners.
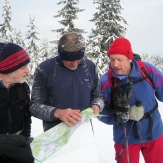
[31, 101, 163, 163]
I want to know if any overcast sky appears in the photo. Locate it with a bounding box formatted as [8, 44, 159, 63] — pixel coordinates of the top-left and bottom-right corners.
[0, 0, 163, 56]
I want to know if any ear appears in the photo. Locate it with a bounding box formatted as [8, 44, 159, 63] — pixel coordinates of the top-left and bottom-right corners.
[129, 59, 132, 63]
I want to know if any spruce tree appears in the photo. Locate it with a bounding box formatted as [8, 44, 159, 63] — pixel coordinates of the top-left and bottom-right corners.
[25, 16, 40, 88]
[0, 0, 13, 42]
[86, 0, 128, 77]
[52, 0, 86, 35]
[40, 37, 53, 61]
[13, 29, 25, 47]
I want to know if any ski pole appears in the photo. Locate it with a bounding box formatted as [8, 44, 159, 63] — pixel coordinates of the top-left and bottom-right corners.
[124, 123, 130, 163]
[117, 121, 134, 163]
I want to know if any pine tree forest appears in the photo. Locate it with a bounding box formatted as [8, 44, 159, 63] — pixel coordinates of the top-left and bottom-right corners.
[0, 0, 163, 88]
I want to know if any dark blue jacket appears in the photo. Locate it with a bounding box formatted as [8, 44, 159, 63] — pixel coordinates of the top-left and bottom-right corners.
[100, 60, 163, 144]
[30, 56, 104, 131]
[0, 82, 31, 137]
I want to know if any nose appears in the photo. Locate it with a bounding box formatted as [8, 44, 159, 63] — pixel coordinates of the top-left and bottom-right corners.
[25, 66, 30, 74]
[112, 60, 118, 68]
[71, 60, 79, 67]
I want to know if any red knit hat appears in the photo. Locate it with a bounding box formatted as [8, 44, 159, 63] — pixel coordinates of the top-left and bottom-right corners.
[107, 38, 133, 60]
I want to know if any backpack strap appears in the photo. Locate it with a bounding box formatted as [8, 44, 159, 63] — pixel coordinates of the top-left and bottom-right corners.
[16, 84, 26, 102]
[137, 61, 154, 87]
[108, 69, 117, 104]
[0, 84, 28, 134]
[133, 100, 158, 140]
[16, 84, 29, 117]
[108, 69, 117, 87]
[14, 85, 26, 133]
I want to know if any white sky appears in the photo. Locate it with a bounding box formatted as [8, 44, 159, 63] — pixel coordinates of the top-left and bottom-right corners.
[0, 0, 163, 56]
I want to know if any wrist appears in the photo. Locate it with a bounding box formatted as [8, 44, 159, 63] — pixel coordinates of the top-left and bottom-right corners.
[54, 108, 60, 118]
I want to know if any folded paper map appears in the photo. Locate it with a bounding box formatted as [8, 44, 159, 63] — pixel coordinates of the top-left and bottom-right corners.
[31, 108, 98, 162]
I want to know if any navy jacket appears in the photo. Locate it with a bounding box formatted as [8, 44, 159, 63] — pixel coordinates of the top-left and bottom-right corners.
[0, 82, 32, 137]
[30, 56, 104, 131]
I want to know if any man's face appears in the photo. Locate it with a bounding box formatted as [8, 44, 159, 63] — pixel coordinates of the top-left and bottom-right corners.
[62, 59, 81, 70]
[110, 54, 132, 75]
[8, 64, 30, 84]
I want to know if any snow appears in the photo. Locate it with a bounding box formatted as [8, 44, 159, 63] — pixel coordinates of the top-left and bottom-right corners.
[31, 101, 163, 163]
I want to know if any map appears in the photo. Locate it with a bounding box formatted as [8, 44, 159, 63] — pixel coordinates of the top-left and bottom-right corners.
[31, 108, 98, 163]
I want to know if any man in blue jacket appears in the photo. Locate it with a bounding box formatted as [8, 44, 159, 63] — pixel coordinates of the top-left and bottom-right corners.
[30, 32, 104, 131]
[0, 43, 34, 163]
[100, 38, 163, 163]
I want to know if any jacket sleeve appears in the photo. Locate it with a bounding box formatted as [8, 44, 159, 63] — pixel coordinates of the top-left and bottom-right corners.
[89, 63, 104, 111]
[145, 62, 163, 101]
[29, 66, 57, 122]
[99, 72, 119, 125]
[21, 83, 32, 137]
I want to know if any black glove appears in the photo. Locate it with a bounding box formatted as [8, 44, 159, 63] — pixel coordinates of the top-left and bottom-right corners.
[113, 86, 132, 123]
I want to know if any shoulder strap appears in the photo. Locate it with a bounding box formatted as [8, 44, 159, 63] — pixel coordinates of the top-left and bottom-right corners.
[15, 84, 29, 134]
[0, 84, 26, 108]
[108, 69, 117, 102]
[137, 61, 154, 87]
[108, 69, 117, 88]
[16, 84, 26, 101]
[16, 84, 29, 118]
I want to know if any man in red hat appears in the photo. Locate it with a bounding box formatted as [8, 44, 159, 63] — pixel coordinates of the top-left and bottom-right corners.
[100, 38, 163, 163]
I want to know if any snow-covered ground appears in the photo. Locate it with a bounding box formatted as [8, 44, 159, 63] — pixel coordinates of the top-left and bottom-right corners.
[31, 101, 163, 163]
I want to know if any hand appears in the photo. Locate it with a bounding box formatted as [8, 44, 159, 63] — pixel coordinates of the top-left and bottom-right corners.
[54, 108, 82, 127]
[113, 87, 132, 123]
[91, 105, 100, 114]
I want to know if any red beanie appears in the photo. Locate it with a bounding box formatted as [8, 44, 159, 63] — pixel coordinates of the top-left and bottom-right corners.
[107, 38, 133, 60]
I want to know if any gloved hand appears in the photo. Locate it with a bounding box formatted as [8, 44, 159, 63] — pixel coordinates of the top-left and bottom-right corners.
[113, 86, 132, 123]
[129, 100, 144, 121]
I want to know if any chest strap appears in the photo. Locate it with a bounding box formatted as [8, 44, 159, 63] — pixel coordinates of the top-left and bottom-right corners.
[133, 101, 158, 140]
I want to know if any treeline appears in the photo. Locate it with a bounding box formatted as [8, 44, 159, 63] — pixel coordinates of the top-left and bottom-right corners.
[0, 0, 162, 87]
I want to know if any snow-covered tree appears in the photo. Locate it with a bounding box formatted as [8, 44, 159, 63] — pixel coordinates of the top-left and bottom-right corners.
[49, 37, 60, 58]
[52, 0, 86, 36]
[90, 0, 127, 51]
[25, 16, 40, 87]
[149, 54, 163, 72]
[137, 53, 163, 72]
[86, 33, 110, 77]
[0, 0, 14, 42]
[39, 37, 56, 61]
[141, 53, 150, 62]
[13, 28, 25, 47]
[86, 0, 128, 77]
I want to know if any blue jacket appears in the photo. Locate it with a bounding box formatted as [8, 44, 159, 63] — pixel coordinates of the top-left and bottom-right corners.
[100, 60, 163, 144]
[0, 82, 31, 137]
[30, 56, 104, 131]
